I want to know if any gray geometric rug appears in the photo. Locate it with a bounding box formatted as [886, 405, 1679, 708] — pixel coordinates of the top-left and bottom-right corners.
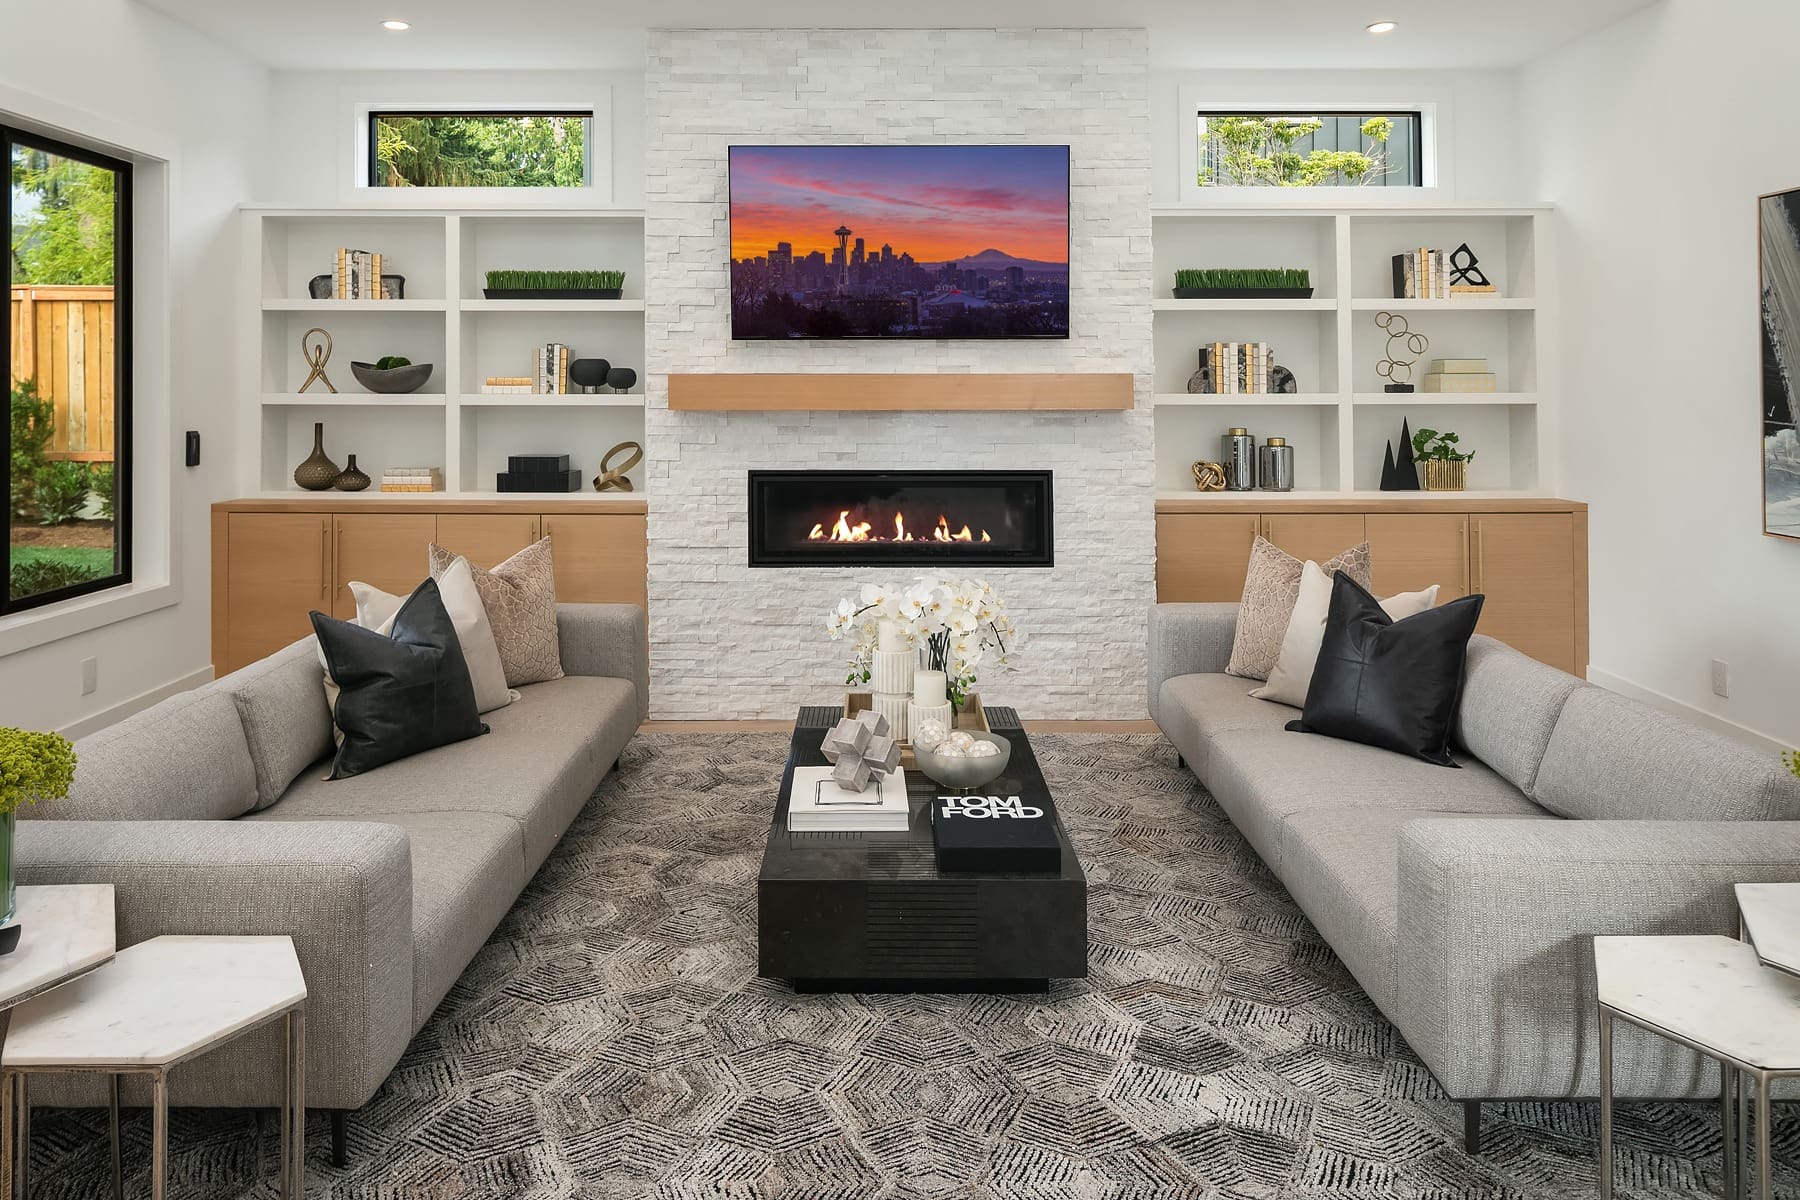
[24, 733, 1797, 1197]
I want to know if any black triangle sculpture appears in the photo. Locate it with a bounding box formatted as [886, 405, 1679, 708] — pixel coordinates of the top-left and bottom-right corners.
[1394, 417, 1423, 490]
[1380, 440, 1402, 491]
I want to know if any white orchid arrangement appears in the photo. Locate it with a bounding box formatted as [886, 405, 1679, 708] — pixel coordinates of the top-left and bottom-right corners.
[826, 576, 1023, 709]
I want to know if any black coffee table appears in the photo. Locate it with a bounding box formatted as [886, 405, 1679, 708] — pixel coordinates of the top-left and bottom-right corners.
[758, 706, 1088, 993]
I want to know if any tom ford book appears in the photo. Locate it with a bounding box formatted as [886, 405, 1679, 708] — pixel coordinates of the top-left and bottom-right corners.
[931, 793, 1061, 873]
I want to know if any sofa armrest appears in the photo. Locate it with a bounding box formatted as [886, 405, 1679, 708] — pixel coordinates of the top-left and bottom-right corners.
[17, 819, 414, 1109]
[557, 602, 649, 721]
[1146, 603, 1238, 723]
[1396, 818, 1800, 1100]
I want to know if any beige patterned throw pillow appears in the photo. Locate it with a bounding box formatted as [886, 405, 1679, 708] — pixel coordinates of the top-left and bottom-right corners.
[1225, 537, 1372, 681]
[429, 537, 564, 687]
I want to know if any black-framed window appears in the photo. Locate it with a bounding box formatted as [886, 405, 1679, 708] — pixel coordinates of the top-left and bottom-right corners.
[1198, 111, 1425, 188]
[5, 126, 131, 614]
[368, 111, 593, 188]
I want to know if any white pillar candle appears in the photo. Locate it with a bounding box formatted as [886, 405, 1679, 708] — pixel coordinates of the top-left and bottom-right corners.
[877, 619, 907, 653]
[913, 669, 948, 709]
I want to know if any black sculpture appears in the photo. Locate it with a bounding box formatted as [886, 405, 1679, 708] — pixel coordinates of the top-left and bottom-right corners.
[606, 366, 638, 394]
[570, 358, 611, 393]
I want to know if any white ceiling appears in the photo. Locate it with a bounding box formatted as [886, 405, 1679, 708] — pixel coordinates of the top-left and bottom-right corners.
[134, 0, 1658, 72]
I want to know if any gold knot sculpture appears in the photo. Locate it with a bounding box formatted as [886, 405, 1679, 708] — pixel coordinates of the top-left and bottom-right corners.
[1191, 461, 1228, 492]
[593, 441, 643, 492]
[299, 328, 336, 394]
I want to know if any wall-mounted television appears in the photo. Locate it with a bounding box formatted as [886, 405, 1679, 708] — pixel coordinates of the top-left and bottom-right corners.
[728, 145, 1070, 340]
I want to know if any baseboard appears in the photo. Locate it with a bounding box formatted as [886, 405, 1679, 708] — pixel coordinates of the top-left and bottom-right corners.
[638, 718, 1157, 734]
[58, 666, 215, 740]
[1586, 666, 1788, 754]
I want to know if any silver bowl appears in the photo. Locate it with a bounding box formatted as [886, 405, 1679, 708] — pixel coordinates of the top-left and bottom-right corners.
[912, 731, 1013, 791]
[350, 361, 434, 394]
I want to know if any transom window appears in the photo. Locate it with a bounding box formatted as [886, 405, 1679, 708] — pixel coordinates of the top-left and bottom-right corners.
[1198, 111, 1424, 188]
[6, 126, 132, 613]
[368, 111, 593, 188]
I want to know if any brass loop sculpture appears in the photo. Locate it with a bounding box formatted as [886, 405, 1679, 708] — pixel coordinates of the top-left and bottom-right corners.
[1191, 460, 1228, 492]
[593, 441, 644, 492]
[299, 328, 337, 394]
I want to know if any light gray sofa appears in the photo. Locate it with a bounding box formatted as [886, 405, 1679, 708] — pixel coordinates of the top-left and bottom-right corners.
[1149, 602, 1800, 1150]
[17, 604, 646, 1133]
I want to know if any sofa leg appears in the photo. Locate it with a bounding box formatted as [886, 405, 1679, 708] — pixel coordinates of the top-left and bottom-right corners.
[1175, 754, 1184, 769]
[1463, 1100, 1482, 1155]
[331, 1110, 347, 1167]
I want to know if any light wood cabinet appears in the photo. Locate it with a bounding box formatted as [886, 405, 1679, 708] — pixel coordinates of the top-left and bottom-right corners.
[1471, 513, 1580, 673]
[1155, 513, 1259, 604]
[1155, 498, 1588, 675]
[212, 499, 648, 674]
[1366, 513, 1471, 602]
[221, 513, 331, 669]
[1260, 513, 1367, 566]
[329, 514, 438, 619]
[542, 514, 649, 607]
[434, 513, 541, 569]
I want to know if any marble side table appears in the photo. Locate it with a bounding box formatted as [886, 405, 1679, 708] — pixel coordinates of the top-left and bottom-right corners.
[1735, 882, 1800, 977]
[2, 936, 307, 1200]
[1594, 935, 1800, 1200]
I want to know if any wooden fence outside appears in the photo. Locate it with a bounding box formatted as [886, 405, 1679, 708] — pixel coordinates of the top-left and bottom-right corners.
[7, 285, 116, 463]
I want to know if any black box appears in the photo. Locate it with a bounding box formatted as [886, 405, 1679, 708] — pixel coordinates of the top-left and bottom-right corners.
[931, 794, 1062, 873]
[507, 454, 571, 474]
[496, 469, 582, 493]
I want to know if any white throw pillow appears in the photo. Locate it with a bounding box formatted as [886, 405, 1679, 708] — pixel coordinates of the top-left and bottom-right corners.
[1250, 559, 1441, 708]
[318, 557, 515, 717]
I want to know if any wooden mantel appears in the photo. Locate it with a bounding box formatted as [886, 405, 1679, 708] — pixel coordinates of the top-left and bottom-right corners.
[666, 372, 1134, 411]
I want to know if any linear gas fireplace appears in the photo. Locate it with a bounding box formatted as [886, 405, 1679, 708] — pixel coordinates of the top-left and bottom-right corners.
[748, 470, 1053, 568]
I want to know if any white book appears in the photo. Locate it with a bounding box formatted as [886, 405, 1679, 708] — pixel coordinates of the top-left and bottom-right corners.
[787, 766, 911, 832]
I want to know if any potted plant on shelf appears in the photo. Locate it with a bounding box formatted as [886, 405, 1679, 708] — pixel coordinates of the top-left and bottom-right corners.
[483, 269, 627, 300]
[350, 354, 434, 394]
[0, 727, 76, 924]
[1411, 426, 1475, 491]
[1173, 267, 1312, 300]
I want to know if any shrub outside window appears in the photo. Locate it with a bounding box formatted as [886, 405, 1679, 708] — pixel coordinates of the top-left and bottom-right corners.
[6, 126, 131, 613]
[1198, 111, 1423, 188]
[369, 111, 592, 188]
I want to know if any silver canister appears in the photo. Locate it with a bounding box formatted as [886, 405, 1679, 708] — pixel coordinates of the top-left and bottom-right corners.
[1257, 437, 1295, 491]
[1222, 428, 1255, 491]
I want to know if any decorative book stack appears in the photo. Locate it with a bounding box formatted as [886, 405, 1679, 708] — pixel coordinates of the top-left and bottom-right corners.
[482, 376, 532, 395]
[334, 248, 384, 300]
[787, 766, 911, 831]
[1421, 358, 1499, 393]
[536, 344, 571, 394]
[496, 454, 581, 493]
[868, 620, 915, 741]
[1201, 342, 1273, 394]
[379, 466, 441, 493]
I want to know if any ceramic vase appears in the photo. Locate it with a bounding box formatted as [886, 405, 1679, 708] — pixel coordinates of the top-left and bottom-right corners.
[294, 423, 339, 491]
[333, 454, 371, 492]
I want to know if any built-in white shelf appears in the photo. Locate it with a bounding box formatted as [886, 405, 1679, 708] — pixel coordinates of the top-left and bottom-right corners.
[1150, 203, 1554, 496]
[261, 298, 449, 312]
[258, 392, 448, 408]
[241, 206, 648, 496]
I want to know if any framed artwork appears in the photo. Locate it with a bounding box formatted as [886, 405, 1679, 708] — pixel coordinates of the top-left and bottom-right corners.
[1760, 187, 1800, 539]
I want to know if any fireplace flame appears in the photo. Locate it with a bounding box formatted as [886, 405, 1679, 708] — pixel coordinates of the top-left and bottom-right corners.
[803, 508, 993, 545]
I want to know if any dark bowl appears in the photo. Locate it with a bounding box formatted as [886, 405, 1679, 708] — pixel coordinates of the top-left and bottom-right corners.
[350, 361, 433, 394]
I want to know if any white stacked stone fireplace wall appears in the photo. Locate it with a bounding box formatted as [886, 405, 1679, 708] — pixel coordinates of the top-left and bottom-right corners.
[644, 28, 1154, 719]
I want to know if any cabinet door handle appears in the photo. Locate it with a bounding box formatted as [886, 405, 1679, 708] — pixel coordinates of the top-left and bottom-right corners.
[1462, 520, 1471, 596]
[319, 520, 331, 601]
[1475, 523, 1486, 593]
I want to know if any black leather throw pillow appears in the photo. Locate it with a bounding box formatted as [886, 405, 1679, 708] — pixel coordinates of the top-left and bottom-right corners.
[311, 578, 487, 779]
[1286, 572, 1484, 767]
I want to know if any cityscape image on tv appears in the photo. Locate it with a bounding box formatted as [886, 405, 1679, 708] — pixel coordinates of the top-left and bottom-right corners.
[729, 145, 1071, 340]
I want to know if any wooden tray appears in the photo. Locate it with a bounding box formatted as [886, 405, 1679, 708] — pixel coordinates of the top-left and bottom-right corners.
[845, 692, 988, 771]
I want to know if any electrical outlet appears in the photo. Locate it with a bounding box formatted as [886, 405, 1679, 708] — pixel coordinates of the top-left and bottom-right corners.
[1711, 658, 1729, 699]
[79, 657, 98, 696]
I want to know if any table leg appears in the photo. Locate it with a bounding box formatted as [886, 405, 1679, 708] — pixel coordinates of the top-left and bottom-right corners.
[1721, 1065, 1736, 1200]
[291, 1009, 306, 1195]
[280, 1014, 291, 1200]
[151, 1071, 167, 1200]
[109, 1075, 122, 1200]
[1756, 1071, 1772, 1200]
[17, 1074, 28, 1199]
[1741, 1063, 1752, 1196]
[1598, 1007, 1614, 1200]
[0, 1069, 13, 1200]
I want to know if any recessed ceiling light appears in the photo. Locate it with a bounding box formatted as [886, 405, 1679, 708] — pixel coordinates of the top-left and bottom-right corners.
[382, 19, 410, 31]
[1366, 20, 1398, 34]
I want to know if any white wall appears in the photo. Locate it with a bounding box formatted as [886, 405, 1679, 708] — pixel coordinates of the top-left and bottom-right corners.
[1151, 69, 1525, 204]
[260, 69, 645, 207]
[644, 29, 1155, 720]
[0, 0, 270, 734]
[1522, 0, 1800, 747]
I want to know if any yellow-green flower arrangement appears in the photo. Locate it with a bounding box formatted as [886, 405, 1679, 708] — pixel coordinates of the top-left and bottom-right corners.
[1787, 749, 1800, 780]
[0, 729, 76, 815]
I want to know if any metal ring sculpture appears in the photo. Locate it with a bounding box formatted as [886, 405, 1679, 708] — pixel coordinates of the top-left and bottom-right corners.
[1375, 311, 1429, 387]
[1190, 460, 1228, 492]
[299, 328, 337, 394]
[593, 441, 644, 492]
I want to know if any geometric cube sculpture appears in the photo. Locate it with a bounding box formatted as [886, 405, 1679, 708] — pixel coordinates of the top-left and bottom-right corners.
[818, 713, 898, 794]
